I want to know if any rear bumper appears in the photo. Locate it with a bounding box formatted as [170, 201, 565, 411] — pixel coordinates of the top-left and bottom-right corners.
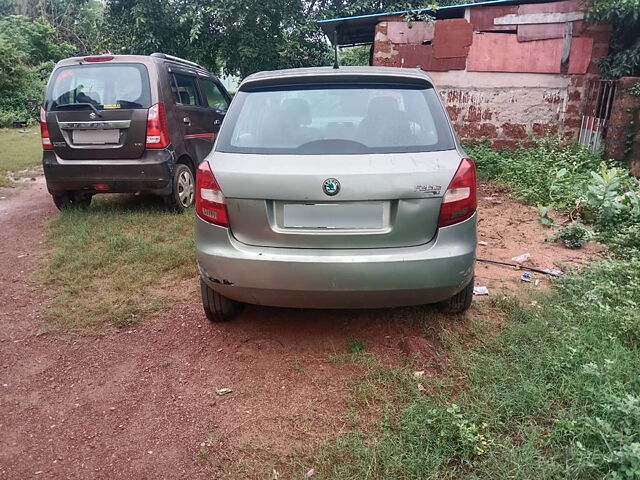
[43, 149, 174, 195]
[196, 214, 477, 309]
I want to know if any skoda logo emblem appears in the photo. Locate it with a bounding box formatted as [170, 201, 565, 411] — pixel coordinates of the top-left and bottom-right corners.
[322, 178, 340, 196]
[89, 112, 96, 119]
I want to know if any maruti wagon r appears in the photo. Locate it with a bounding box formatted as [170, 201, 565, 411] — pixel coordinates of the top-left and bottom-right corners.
[195, 67, 477, 321]
[41, 53, 231, 211]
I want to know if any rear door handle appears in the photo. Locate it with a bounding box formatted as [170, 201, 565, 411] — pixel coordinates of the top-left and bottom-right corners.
[183, 117, 191, 125]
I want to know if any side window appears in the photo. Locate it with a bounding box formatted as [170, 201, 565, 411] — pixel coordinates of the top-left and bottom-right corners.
[199, 78, 229, 110]
[172, 73, 202, 106]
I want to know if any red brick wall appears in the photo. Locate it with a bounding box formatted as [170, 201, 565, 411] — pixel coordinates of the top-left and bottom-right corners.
[371, 14, 612, 149]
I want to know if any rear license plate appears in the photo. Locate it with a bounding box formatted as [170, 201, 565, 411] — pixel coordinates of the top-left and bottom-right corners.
[72, 129, 119, 145]
[283, 203, 385, 229]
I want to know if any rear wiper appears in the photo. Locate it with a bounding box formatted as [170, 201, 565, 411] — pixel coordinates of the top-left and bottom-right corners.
[54, 102, 103, 118]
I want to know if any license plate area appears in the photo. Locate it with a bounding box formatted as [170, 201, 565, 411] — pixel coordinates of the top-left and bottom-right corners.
[281, 202, 388, 230]
[72, 129, 120, 145]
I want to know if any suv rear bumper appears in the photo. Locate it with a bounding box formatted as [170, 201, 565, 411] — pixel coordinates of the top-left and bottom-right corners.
[196, 214, 477, 309]
[43, 149, 174, 195]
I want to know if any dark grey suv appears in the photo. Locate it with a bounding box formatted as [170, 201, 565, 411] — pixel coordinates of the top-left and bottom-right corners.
[40, 53, 231, 211]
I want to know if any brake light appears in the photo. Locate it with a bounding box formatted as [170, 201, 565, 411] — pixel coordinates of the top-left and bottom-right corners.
[196, 162, 229, 227]
[145, 103, 170, 149]
[83, 56, 114, 62]
[437, 158, 477, 228]
[40, 107, 52, 150]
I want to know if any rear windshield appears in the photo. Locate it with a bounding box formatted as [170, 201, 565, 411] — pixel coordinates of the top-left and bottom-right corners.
[215, 84, 455, 154]
[46, 63, 151, 111]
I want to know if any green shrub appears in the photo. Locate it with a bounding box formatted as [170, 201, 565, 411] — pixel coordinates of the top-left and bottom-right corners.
[466, 139, 640, 256]
[554, 222, 592, 249]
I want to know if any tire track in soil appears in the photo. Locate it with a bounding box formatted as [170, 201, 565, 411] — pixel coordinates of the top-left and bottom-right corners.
[0, 180, 427, 479]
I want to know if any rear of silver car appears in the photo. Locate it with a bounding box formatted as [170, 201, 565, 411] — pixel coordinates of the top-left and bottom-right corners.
[195, 67, 477, 320]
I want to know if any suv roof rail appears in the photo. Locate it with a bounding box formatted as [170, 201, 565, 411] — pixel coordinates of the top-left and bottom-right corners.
[150, 52, 203, 70]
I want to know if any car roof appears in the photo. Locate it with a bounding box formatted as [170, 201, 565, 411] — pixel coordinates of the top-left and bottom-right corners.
[239, 66, 435, 90]
[53, 54, 212, 75]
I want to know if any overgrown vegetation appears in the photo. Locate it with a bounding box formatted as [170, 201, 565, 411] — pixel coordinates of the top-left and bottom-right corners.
[466, 139, 640, 255]
[307, 140, 640, 478]
[40, 196, 196, 332]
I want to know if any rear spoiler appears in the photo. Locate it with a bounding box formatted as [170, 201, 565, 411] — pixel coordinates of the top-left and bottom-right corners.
[239, 71, 434, 92]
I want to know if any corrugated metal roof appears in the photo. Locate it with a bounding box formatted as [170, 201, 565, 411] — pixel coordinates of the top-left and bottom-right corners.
[318, 0, 569, 45]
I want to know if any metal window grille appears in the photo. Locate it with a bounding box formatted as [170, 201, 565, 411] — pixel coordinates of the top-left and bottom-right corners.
[578, 79, 617, 153]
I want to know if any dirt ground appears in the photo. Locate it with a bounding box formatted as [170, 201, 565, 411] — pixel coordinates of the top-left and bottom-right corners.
[0, 179, 602, 479]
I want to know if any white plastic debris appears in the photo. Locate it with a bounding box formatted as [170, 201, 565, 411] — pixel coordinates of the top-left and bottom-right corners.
[511, 253, 531, 263]
[542, 268, 563, 276]
[473, 286, 489, 296]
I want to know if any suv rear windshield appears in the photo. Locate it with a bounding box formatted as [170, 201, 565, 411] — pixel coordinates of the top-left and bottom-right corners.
[46, 63, 151, 111]
[215, 84, 455, 154]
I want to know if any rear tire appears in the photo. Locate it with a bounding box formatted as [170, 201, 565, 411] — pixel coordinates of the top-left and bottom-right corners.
[165, 163, 194, 212]
[439, 278, 474, 314]
[52, 192, 92, 210]
[200, 278, 243, 322]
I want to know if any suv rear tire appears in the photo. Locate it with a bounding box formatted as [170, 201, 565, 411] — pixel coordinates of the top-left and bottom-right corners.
[165, 163, 195, 212]
[200, 278, 243, 322]
[52, 192, 92, 210]
[439, 278, 474, 314]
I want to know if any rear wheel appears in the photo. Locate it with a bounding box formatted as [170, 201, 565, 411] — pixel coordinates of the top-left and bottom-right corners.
[200, 278, 243, 322]
[439, 278, 474, 314]
[165, 163, 195, 212]
[52, 192, 92, 210]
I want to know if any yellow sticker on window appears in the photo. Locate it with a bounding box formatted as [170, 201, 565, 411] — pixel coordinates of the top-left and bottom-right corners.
[103, 104, 121, 109]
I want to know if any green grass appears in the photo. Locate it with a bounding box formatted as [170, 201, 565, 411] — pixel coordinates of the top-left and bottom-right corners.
[304, 260, 640, 479]
[300, 141, 640, 478]
[0, 128, 42, 186]
[40, 195, 196, 332]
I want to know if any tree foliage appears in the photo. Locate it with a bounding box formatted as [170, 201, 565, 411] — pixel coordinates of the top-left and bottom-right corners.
[0, 14, 75, 126]
[586, 0, 640, 78]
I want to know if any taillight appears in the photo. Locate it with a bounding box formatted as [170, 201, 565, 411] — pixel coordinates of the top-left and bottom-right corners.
[40, 107, 52, 150]
[196, 161, 229, 227]
[145, 103, 170, 149]
[83, 56, 114, 62]
[438, 158, 477, 228]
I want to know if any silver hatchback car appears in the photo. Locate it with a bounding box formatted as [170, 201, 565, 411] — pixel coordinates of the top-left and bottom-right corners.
[196, 67, 477, 321]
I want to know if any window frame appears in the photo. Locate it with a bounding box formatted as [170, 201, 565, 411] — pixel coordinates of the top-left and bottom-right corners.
[171, 71, 205, 108]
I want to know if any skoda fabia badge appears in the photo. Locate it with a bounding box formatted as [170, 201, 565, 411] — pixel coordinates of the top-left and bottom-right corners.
[322, 178, 340, 196]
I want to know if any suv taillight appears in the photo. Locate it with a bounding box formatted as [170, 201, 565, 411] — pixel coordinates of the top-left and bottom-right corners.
[438, 158, 477, 228]
[145, 103, 170, 149]
[196, 161, 229, 227]
[40, 107, 52, 150]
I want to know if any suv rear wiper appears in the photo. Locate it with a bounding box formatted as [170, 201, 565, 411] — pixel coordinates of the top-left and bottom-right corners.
[54, 102, 103, 118]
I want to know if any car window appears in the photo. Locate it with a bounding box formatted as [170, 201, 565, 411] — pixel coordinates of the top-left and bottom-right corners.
[199, 78, 228, 110]
[216, 84, 454, 155]
[46, 63, 151, 110]
[172, 73, 202, 106]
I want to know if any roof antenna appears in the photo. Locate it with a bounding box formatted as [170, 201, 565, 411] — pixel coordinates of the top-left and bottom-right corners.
[333, 28, 339, 69]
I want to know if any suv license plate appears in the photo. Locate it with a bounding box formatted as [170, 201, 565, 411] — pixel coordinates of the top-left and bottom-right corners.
[72, 129, 119, 144]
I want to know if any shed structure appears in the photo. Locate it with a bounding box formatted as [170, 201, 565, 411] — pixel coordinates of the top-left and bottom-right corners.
[319, 0, 612, 148]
